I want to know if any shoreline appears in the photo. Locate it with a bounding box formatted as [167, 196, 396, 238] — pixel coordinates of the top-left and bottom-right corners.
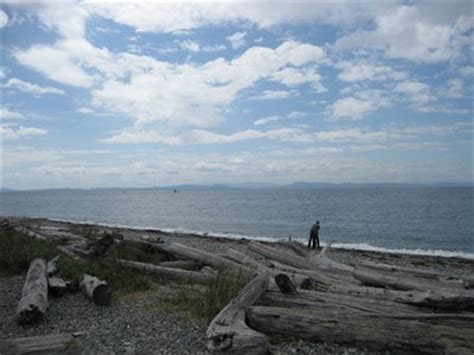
[3, 215, 474, 261]
[2, 216, 473, 354]
[4, 216, 474, 276]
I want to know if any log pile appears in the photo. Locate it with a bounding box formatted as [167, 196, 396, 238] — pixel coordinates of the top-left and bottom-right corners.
[123, 239, 474, 354]
[7, 219, 474, 353]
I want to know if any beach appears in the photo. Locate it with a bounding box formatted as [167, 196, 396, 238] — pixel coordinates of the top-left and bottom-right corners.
[1, 217, 473, 354]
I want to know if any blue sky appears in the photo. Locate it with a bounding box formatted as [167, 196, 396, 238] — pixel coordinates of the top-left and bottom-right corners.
[0, 1, 472, 189]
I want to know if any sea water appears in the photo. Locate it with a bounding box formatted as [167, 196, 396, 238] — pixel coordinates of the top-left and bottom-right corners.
[1, 186, 472, 258]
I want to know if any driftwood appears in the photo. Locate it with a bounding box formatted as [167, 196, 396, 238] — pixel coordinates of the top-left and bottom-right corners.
[13, 226, 48, 240]
[118, 259, 214, 285]
[162, 242, 245, 271]
[47, 255, 60, 276]
[158, 260, 202, 270]
[0, 333, 80, 355]
[48, 276, 68, 297]
[80, 274, 111, 306]
[206, 272, 270, 354]
[353, 264, 470, 292]
[17, 258, 48, 324]
[247, 306, 474, 354]
[274, 274, 297, 294]
[86, 234, 115, 257]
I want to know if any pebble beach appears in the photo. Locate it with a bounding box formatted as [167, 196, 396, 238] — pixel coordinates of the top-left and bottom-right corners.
[1, 217, 473, 354]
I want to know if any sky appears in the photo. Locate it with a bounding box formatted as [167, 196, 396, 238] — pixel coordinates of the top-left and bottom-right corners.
[0, 1, 473, 189]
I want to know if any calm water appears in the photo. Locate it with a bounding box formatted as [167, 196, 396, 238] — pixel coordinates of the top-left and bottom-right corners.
[1, 187, 473, 258]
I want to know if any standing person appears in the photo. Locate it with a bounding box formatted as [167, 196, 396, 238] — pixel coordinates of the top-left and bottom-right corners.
[308, 220, 320, 249]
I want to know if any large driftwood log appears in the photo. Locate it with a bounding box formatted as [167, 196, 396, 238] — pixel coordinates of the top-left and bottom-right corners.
[13, 226, 47, 240]
[118, 259, 214, 285]
[247, 306, 474, 354]
[162, 242, 245, 271]
[0, 333, 80, 355]
[353, 264, 470, 292]
[249, 241, 353, 275]
[206, 272, 270, 354]
[158, 260, 202, 270]
[17, 258, 48, 324]
[80, 274, 111, 306]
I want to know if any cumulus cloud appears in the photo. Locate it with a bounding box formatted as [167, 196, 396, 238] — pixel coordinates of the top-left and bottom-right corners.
[336, 61, 407, 82]
[5, 78, 64, 95]
[394, 81, 434, 107]
[251, 90, 293, 101]
[0, 10, 8, 28]
[334, 3, 472, 63]
[254, 115, 279, 126]
[226, 31, 247, 49]
[0, 108, 25, 120]
[288, 111, 308, 119]
[180, 39, 200, 52]
[329, 90, 391, 120]
[0, 125, 47, 140]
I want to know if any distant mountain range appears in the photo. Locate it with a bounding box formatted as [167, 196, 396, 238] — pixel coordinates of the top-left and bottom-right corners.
[1, 181, 472, 192]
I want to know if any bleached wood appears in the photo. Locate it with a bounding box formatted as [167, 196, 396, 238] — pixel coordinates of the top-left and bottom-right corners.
[16, 258, 48, 324]
[206, 272, 270, 354]
[47, 255, 60, 276]
[118, 259, 214, 285]
[247, 306, 474, 354]
[158, 260, 202, 270]
[80, 274, 111, 306]
[0, 333, 80, 355]
[162, 242, 246, 271]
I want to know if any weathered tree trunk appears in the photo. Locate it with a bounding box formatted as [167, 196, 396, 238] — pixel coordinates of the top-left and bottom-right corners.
[17, 258, 48, 324]
[118, 259, 214, 285]
[86, 233, 115, 257]
[48, 276, 67, 297]
[47, 255, 60, 276]
[80, 274, 111, 306]
[206, 272, 270, 354]
[13, 226, 47, 240]
[0, 333, 80, 355]
[162, 242, 246, 271]
[353, 264, 470, 292]
[247, 306, 474, 354]
[158, 260, 202, 270]
[249, 241, 353, 278]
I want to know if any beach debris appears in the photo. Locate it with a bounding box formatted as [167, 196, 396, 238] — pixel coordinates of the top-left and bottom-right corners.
[206, 272, 270, 354]
[0, 333, 81, 355]
[157, 259, 202, 270]
[47, 255, 60, 276]
[118, 259, 214, 285]
[80, 274, 112, 306]
[48, 276, 68, 298]
[16, 258, 49, 324]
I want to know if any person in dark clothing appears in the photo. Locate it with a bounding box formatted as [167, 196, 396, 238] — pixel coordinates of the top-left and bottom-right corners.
[308, 220, 320, 249]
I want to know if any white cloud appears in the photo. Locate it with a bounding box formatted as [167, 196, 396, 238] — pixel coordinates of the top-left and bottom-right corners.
[0, 108, 25, 120]
[314, 129, 389, 143]
[0, 10, 9, 28]
[442, 78, 464, 99]
[180, 39, 200, 52]
[271, 67, 322, 87]
[334, 3, 472, 63]
[226, 31, 247, 49]
[86, 3, 379, 34]
[5, 78, 64, 95]
[77, 107, 95, 114]
[458, 66, 474, 78]
[329, 89, 391, 120]
[394, 81, 433, 107]
[202, 44, 226, 52]
[288, 111, 308, 119]
[251, 90, 292, 101]
[15, 41, 97, 88]
[0, 125, 47, 140]
[254, 115, 279, 126]
[336, 61, 407, 82]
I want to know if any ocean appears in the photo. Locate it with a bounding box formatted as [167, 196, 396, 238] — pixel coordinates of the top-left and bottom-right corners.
[1, 186, 473, 259]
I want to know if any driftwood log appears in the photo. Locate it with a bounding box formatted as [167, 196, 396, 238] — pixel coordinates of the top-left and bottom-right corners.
[80, 274, 111, 306]
[0, 333, 80, 355]
[118, 259, 214, 285]
[48, 276, 68, 297]
[247, 306, 474, 354]
[206, 271, 270, 354]
[17, 258, 48, 324]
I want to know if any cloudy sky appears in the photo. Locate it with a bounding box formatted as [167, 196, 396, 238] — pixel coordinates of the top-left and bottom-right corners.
[0, 1, 472, 189]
